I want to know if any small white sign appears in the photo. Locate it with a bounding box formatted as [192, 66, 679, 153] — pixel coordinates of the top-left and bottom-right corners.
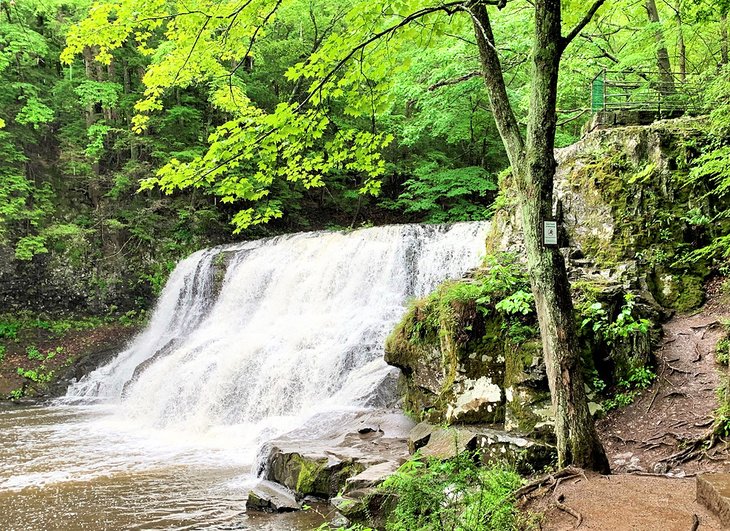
[543, 220, 558, 246]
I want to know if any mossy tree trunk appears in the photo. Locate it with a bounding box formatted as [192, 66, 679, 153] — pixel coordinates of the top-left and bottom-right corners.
[470, 0, 610, 472]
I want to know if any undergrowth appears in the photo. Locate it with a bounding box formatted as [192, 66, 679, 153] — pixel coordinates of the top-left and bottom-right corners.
[320, 452, 537, 531]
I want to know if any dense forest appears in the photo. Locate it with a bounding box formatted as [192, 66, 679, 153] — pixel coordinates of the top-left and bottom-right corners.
[1, 0, 727, 312]
[3, 0, 730, 528]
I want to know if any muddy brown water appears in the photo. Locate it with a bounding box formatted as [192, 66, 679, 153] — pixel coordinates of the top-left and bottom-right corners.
[0, 404, 328, 530]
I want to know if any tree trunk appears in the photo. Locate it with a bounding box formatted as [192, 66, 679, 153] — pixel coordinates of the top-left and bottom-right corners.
[471, 0, 609, 472]
[721, 14, 728, 66]
[645, 0, 675, 94]
[675, 1, 686, 81]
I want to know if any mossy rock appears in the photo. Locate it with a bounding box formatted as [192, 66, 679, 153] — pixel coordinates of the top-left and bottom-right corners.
[266, 449, 366, 498]
[650, 270, 705, 312]
[385, 286, 512, 425]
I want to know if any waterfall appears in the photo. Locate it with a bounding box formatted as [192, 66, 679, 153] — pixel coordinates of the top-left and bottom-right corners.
[65, 223, 488, 437]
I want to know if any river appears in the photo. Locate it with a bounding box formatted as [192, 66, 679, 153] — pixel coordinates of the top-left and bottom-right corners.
[1, 223, 489, 529]
[0, 403, 332, 530]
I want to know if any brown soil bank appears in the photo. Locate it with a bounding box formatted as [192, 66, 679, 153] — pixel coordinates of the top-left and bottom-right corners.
[0, 321, 138, 400]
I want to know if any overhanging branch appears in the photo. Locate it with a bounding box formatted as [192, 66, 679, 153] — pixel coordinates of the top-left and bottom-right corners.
[295, 1, 467, 112]
[561, 0, 606, 51]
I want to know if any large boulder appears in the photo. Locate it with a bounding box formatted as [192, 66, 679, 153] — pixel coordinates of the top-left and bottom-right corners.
[383, 120, 714, 441]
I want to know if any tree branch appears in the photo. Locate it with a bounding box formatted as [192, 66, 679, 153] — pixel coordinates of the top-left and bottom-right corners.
[229, 0, 283, 79]
[172, 15, 211, 86]
[428, 70, 480, 91]
[294, 1, 466, 112]
[465, 1, 525, 173]
[561, 0, 606, 51]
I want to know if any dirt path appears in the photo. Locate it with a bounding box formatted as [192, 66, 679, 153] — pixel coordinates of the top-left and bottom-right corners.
[533, 473, 723, 530]
[597, 281, 730, 475]
[532, 280, 730, 529]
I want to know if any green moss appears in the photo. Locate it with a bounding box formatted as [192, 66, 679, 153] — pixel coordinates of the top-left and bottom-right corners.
[290, 455, 364, 498]
[293, 455, 327, 495]
[565, 128, 714, 308]
[650, 271, 705, 312]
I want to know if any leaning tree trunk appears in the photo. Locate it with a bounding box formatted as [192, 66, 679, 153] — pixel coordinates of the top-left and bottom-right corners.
[471, 0, 610, 472]
[522, 0, 610, 473]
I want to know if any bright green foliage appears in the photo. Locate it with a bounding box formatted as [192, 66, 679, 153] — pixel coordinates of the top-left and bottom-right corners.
[579, 294, 651, 346]
[16, 366, 55, 384]
[14, 235, 49, 261]
[380, 452, 523, 531]
[61, 0, 400, 231]
[426, 253, 534, 319]
[416, 253, 538, 346]
[26, 346, 44, 361]
[602, 365, 657, 411]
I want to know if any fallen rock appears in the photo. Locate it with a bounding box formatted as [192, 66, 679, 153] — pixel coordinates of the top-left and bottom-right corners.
[246, 480, 301, 513]
[344, 461, 402, 492]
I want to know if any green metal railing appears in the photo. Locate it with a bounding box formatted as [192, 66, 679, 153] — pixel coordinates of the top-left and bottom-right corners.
[590, 69, 704, 114]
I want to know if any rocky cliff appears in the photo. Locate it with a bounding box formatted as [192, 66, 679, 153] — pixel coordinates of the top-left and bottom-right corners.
[385, 117, 717, 461]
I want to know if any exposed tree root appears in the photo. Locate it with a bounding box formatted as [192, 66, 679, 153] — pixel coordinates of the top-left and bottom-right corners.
[555, 500, 583, 528]
[692, 345, 703, 363]
[657, 429, 720, 467]
[514, 467, 585, 499]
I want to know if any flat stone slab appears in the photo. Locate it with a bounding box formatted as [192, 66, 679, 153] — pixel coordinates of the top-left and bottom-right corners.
[344, 460, 402, 492]
[418, 427, 477, 459]
[697, 473, 730, 527]
[261, 409, 414, 498]
[246, 480, 301, 513]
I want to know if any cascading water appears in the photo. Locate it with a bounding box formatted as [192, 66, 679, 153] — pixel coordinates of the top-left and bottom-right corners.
[66, 223, 489, 434]
[2, 222, 489, 530]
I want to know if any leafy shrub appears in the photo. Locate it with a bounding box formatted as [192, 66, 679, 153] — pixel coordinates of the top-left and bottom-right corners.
[678, 66, 730, 268]
[389, 159, 497, 223]
[26, 346, 44, 361]
[579, 293, 651, 345]
[602, 365, 656, 411]
[422, 253, 538, 344]
[16, 366, 54, 384]
[380, 452, 524, 531]
[0, 321, 19, 339]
